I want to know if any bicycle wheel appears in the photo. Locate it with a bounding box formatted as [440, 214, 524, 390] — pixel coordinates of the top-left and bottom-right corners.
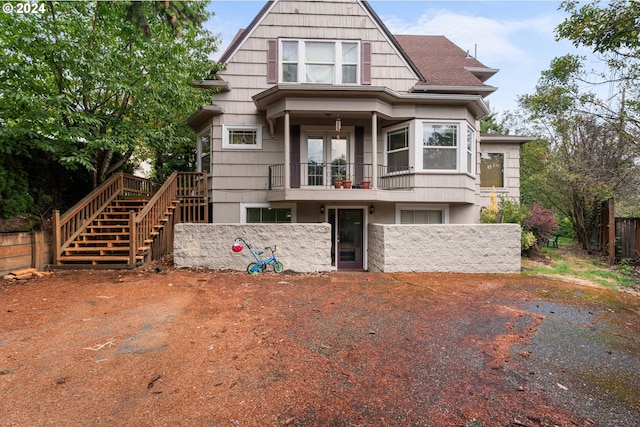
[247, 262, 260, 274]
[273, 261, 284, 273]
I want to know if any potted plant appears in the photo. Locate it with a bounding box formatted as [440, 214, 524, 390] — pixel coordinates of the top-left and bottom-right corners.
[361, 180, 371, 189]
[333, 174, 343, 189]
[342, 174, 352, 189]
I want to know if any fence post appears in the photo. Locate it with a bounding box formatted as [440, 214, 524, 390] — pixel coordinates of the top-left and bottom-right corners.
[52, 210, 60, 265]
[129, 210, 137, 267]
[32, 231, 45, 270]
[608, 198, 615, 265]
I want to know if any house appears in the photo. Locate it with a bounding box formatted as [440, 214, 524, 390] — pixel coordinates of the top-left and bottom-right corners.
[184, 0, 530, 272]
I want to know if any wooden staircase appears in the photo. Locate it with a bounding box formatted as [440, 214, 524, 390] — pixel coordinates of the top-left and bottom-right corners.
[52, 172, 207, 269]
[57, 198, 150, 267]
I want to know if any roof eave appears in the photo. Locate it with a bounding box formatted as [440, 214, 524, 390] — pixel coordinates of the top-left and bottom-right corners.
[187, 105, 225, 130]
[410, 84, 498, 97]
[480, 134, 536, 145]
[192, 80, 232, 92]
[464, 66, 500, 83]
[252, 84, 491, 119]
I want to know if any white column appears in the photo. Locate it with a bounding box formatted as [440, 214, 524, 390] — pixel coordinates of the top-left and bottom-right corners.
[371, 111, 378, 190]
[284, 111, 290, 190]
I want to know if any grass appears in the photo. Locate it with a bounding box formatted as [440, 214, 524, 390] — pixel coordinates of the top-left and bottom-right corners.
[523, 237, 638, 290]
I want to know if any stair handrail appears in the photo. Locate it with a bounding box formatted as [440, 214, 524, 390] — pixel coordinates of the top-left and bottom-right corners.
[52, 172, 155, 264]
[132, 171, 180, 263]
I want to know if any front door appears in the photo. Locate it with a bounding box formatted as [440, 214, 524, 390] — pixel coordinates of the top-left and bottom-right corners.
[329, 208, 364, 270]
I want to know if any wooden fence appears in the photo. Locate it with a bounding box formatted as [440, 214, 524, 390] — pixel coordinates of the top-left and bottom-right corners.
[0, 231, 52, 276]
[615, 217, 640, 262]
[598, 198, 639, 264]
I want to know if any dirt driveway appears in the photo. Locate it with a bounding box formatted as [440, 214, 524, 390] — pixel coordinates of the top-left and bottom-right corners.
[1, 268, 639, 427]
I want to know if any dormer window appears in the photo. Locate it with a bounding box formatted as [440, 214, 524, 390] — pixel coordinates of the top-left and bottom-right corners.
[279, 39, 360, 84]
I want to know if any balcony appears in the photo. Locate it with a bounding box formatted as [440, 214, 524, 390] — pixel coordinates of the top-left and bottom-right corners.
[267, 163, 477, 204]
[268, 163, 414, 190]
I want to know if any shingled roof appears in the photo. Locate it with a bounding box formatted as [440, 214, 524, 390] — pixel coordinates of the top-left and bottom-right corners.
[393, 35, 498, 91]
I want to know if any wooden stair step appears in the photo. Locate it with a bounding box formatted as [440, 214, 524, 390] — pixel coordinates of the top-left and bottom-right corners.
[58, 255, 143, 263]
[73, 240, 130, 247]
[65, 247, 130, 254]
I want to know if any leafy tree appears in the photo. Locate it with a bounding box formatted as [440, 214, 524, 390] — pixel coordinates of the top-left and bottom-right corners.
[0, 1, 219, 216]
[515, 0, 640, 252]
[556, 0, 640, 145]
[518, 58, 639, 251]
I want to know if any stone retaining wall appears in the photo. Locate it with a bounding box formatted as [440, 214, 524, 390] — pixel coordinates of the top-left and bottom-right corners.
[174, 223, 332, 273]
[367, 224, 521, 273]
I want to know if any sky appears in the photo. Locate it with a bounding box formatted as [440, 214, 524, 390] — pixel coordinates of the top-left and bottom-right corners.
[203, 1, 596, 116]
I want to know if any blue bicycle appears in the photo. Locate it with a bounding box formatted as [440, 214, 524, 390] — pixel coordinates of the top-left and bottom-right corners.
[232, 237, 284, 274]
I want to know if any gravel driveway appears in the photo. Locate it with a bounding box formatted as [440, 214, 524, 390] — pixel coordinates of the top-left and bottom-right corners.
[1, 268, 638, 426]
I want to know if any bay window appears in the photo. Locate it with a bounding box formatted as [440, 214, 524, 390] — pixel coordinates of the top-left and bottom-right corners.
[386, 127, 410, 173]
[423, 123, 458, 170]
[466, 128, 474, 174]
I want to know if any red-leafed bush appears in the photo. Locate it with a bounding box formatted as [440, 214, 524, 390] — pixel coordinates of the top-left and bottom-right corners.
[525, 202, 559, 247]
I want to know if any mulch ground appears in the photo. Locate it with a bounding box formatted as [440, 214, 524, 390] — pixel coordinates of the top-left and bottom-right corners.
[1, 267, 639, 426]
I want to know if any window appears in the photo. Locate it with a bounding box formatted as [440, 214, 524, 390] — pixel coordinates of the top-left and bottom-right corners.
[246, 207, 292, 223]
[280, 39, 359, 84]
[400, 210, 443, 224]
[281, 41, 298, 83]
[466, 128, 474, 174]
[199, 133, 210, 174]
[480, 153, 504, 187]
[396, 204, 448, 224]
[423, 123, 458, 170]
[386, 127, 409, 173]
[342, 42, 358, 84]
[222, 125, 262, 149]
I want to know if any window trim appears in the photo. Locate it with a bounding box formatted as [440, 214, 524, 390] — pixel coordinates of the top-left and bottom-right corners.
[240, 203, 297, 224]
[222, 124, 263, 150]
[395, 204, 449, 224]
[279, 39, 361, 85]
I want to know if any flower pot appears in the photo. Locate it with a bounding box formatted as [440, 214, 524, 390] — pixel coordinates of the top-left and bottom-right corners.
[361, 180, 371, 189]
[343, 181, 352, 189]
[334, 180, 342, 189]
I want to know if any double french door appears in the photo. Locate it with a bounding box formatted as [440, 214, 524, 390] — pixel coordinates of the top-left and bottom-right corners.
[306, 133, 349, 187]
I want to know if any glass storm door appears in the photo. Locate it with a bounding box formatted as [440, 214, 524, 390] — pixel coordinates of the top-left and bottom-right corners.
[329, 208, 363, 270]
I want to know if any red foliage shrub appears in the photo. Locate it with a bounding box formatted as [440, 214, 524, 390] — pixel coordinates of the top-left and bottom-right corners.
[525, 202, 559, 245]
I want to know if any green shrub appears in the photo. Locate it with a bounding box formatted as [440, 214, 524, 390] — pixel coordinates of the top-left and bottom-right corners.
[0, 161, 34, 219]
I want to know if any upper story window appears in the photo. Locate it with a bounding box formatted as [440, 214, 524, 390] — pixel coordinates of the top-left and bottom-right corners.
[423, 123, 458, 170]
[222, 125, 263, 150]
[386, 126, 410, 173]
[419, 121, 475, 173]
[280, 39, 360, 84]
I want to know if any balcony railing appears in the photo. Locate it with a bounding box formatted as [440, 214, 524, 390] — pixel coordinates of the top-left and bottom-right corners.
[269, 162, 373, 189]
[377, 165, 414, 189]
[268, 163, 413, 190]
